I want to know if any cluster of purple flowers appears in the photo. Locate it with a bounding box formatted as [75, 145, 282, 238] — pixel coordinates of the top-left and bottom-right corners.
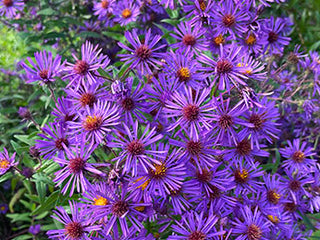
[1, 0, 320, 239]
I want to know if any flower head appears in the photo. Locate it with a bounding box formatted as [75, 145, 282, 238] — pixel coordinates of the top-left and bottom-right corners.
[0, 147, 17, 175]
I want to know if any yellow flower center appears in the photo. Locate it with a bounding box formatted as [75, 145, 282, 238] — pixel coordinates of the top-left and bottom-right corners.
[0, 159, 9, 169]
[177, 67, 191, 80]
[267, 215, 279, 224]
[135, 206, 145, 212]
[122, 8, 132, 19]
[93, 196, 108, 206]
[0, 206, 6, 211]
[245, 34, 257, 46]
[199, 0, 206, 11]
[134, 177, 150, 190]
[151, 163, 167, 177]
[83, 115, 102, 131]
[214, 34, 225, 45]
[237, 62, 252, 75]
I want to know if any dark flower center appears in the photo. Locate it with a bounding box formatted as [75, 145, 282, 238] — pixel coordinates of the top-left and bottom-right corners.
[245, 33, 257, 46]
[83, 115, 103, 131]
[217, 59, 233, 74]
[284, 202, 297, 212]
[135, 45, 151, 60]
[288, 52, 299, 64]
[247, 224, 262, 240]
[80, 93, 96, 107]
[55, 138, 69, 150]
[249, 114, 265, 131]
[183, 34, 196, 46]
[176, 67, 191, 82]
[292, 151, 305, 163]
[170, 187, 182, 196]
[69, 157, 86, 173]
[267, 190, 281, 204]
[219, 114, 233, 129]
[150, 163, 167, 179]
[65, 114, 76, 122]
[268, 31, 279, 43]
[127, 140, 145, 155]
[236, 139, 252, 156]
[213, 34, 225, 46]
[289, 180, 301, 192]
[122, 8, 132, 18]
[74, 60, 89, 75]
[187, 140, 203, 156]
[222, 14, 236, 27]
[112, 200, 129, 217]
[121, 97, 135, 111]
[188, 231, 206, 240]
[182, 104, 200, 121]
[196, 169, 212, 182]
[3, 0, 13, 7]
[65, 222, 84, 239]
[101, 0, 109, 8]
[209, 185, 221, 199]
[39, 69, 48, 79]
[234, 169, 249, 184]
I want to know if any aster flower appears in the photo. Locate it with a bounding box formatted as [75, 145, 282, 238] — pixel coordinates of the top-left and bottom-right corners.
[29, 224, 41, 235]
[53, 137, 105, 196]
[69, 100, 120, 144]
[52, 97, 77, 125]
[239, 97, 280, 148]
[93, 0, 115, 20]
[200, 44, 249, 90]
[63, 41, 110, 88]
[0, 0, 24, 18]
[183, 0, 216, 27]
[21, 50, 63, 84]
[237, 53, 267, 82]
[133, 145, 186, 197]
[205, 31, 231, 54]
[210, 96, 253, 145]
[262, 16, 291, 54]
[230, 161, 264, 195]
[210, 0, 250, 37]
[232, 206, 270, 240]
[279, 139, 316, 172]
[0, 147, 17, 175]
[159, 0, 182, 9]
[168, 211, 224, 239]
[282, 169, 314, 197]
[0, 203, 8, 214]
[169, 129, 218, 170]
[47, 201, 101, 239]
[170, 21, 207, 55]
[118, 29, 166, 75]
[162, 50, 205, 89]
[36, 122, 71, 160]
[65, 82, 109, 111]
[108, 120, 165, 176]
[239, 31, 268, 56]
[113, 1, 140, 26]
[163, 86, 215, 136]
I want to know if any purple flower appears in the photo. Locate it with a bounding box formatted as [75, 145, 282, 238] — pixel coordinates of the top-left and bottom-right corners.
[63, 41, 110, 88]
[108, 120, 165, 176]
[262, 16, 291, 54]
[52, 97, 77, 125]
[279, 139, 316, 172]
[239, 31, 268, 56]
[170, 21, 207, 55]
[118, 29, 166, 75]
[18, 107, 32, 120]
[0, 0, 24, 18]
[168, 211, 223, 239]
[113, 1, 140, 26]
[21, 50, 63, 84]
[36, 122, 71, 160]
[0, 203, 8, 214]
[163, 86, 215, 136]
[210, 0, 250, 37]
[232, 206, 270, 240]
[260, 174, 286, 210]
[183, 0, 216, 27]
[69, 100, 120, 144]
[53, 137, 105, 196]
[93, 0, 115, 20]
[0, 147, 17, 175]
[47, 201, 101, 239]
[200, 44, 249, 90]
[29, 224, 41, 235]
[205, 31, 231, 54]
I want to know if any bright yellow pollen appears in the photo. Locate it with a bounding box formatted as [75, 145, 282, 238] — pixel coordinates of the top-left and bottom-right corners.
[135, 177, 150, 190]
[267, 215, 280, 224]
[135, 206, 145, 212]
[0, 206, 5, 211]
[0, 159, 9, 169]
[237, 63, 252, 75]
[245, 34, 257, 46]
[93, 196, 108, 206]
[200, 2, 206, 11]
[214, 34, 224, 45]
[272, 192, 281, 200]
[178, 67, 191, 79]
[83, 115, 102, 131]
[239, 169, 249, 180]
[122, 8, 132, 18]
[152, 163, 167, 177]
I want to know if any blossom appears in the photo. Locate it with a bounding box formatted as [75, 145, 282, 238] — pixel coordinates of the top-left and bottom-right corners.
[0, 0, 24, 18]
[113, 1, 140, 26]
[0, 147, 17, 175]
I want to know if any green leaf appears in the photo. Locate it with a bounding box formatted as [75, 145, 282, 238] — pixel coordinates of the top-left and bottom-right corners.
[14, 135, 35, 146]
[37, 8, 59, 16]
[9, 188, 26, 212]
[31, 191, 60, 216]
[0, 172, 12, 183]
[36, 181, 47, 204]
[6, 213, 31, 222]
